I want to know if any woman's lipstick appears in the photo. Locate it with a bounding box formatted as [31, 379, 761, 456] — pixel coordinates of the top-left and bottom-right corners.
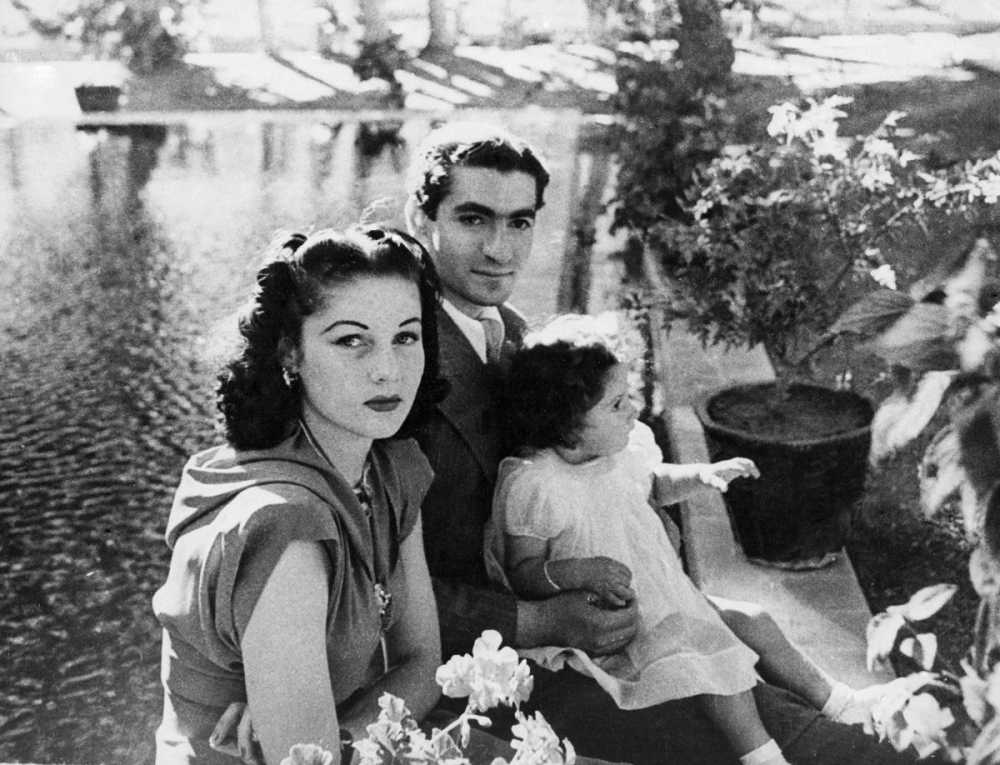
[365, 395, 402, 413]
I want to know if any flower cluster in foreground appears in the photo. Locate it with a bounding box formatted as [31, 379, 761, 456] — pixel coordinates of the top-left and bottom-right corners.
[865, 584, 1000, 763]
[280, 630, 575, 765]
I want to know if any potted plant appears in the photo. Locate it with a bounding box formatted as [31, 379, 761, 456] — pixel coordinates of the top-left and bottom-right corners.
[640, 94, 996, 566]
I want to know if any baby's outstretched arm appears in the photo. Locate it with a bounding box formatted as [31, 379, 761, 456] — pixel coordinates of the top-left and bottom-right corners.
[652, 458, 759, 506]
[506, 534, 634, 607]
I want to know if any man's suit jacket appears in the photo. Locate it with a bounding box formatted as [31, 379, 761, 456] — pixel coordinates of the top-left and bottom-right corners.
[414, 303, 527, 661]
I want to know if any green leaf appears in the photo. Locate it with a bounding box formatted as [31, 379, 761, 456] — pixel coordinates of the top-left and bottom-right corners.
[943, 237, 997, 321]
[867, 611, 907, 672]
[889, 583, 958, 622]
[899, 633, 938, 670]
[919, 424, 969, 520]
[829, 289, 914, 337]
[870, 371, 956, 463]
[865, 303, 959, 370]
[956, 387, 1000, 501]
[966, 716, 1000, 765]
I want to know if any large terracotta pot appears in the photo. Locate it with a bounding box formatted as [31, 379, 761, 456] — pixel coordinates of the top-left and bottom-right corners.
[694, 382, 874, 567]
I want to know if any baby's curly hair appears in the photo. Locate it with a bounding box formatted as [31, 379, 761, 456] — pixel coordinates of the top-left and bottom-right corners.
[216, 225, 446, 450]
[501, 314, 635, 453]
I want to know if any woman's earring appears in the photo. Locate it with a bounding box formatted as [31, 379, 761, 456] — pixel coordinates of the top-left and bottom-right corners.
[282, 367, 300, 389]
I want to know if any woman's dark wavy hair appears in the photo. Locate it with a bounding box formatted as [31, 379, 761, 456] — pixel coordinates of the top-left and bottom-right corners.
[216, 225, 447, 450]
[501, 315, 625, 454]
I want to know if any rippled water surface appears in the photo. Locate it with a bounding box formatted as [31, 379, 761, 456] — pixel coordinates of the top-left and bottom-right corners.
[0, 112, 574, 764]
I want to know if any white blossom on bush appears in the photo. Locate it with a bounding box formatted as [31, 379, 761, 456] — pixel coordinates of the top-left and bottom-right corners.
[862, 584, 1000, 761]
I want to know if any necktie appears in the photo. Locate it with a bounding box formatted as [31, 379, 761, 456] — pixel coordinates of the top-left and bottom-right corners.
[478, 315, 504, 364]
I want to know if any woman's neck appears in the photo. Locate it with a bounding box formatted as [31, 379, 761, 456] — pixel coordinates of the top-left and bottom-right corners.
[300, 411, 371, 486]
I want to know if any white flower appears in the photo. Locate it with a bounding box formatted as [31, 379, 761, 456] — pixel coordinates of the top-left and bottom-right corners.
[810, 134, 848, 160]
[976, 172, 1000, 204]
[766, 102, 799, 139]
[510, 711, 576, 765]
[986, 301, 1000, 331]
[870, 264, 897, 290]
[902, 693, 955, 759]
[280, 743, 335, 765]
[960, 659, 991, 726]
[865, 137, 897, 159]
[353, 737, 384, 765]
[969, 545, 1000, 598]
[436, 631, 534, 712]
[860, 164, 895, 191]
[436, 654, 478, 700]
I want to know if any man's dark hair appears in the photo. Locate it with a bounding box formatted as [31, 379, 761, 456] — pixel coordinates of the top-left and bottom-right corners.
[408, 122, 551, 220]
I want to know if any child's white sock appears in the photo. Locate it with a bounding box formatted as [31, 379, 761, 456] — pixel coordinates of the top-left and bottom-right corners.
[820, 681, 856, 721]
[738, 739, 789, 765]
[822, 680, 898, 726]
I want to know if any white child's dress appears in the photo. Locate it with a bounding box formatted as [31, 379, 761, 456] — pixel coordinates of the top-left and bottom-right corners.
[486, 421, 760, 710]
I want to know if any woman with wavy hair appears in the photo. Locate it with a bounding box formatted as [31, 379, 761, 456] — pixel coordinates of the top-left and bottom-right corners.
[153, 226, 447, 764]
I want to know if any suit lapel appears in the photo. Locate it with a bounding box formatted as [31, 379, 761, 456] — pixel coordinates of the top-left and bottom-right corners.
[435, 306, 503, 477]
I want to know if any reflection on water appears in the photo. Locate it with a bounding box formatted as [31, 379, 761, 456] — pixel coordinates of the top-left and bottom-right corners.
[0, 112, 574, 764]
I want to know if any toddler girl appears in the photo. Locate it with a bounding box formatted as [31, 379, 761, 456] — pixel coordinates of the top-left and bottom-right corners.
[485, 314, 876, 765]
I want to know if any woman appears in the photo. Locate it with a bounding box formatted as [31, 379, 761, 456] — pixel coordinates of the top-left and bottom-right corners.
[153, 226, 447, 764]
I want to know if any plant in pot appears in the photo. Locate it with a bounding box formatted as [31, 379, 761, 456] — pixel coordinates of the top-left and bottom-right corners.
[641, 94, 996, 568]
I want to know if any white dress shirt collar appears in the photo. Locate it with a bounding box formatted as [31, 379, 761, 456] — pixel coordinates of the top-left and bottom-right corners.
[441, 299, 504, 364]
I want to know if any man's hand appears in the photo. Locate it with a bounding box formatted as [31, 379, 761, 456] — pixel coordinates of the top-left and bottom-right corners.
[570, 556, 634, 608]
[521, 589, 639, 656]
[210, 701, 264, 765]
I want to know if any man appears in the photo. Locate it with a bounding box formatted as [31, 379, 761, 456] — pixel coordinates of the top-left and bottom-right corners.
[402, 121, 924, 765]
[402, 122, 638, 666]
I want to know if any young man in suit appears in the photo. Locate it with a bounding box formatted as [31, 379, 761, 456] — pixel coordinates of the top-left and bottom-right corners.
[403, 122, 638, 666]
[403, 122, 923, 765]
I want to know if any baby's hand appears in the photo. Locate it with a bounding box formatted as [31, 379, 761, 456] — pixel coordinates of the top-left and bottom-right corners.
[574, 556, 634, 608]
[699, 458, 760, 492]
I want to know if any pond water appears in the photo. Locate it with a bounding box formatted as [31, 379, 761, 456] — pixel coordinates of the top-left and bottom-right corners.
[0, 111, 577, 764]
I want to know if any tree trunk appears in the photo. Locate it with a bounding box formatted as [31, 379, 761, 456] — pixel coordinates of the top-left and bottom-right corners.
[425, 0, 455, 54]
[257, 0, 276, 53]
[584, 0, 609, 45]
[358, 0, 391, 43]
[675, 0, 734, 91]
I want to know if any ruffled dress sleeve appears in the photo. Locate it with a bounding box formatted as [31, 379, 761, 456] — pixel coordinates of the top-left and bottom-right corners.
[499, 458, 567, 540]
[485, 454, 565, 590]
[621, 421, 663, 491]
